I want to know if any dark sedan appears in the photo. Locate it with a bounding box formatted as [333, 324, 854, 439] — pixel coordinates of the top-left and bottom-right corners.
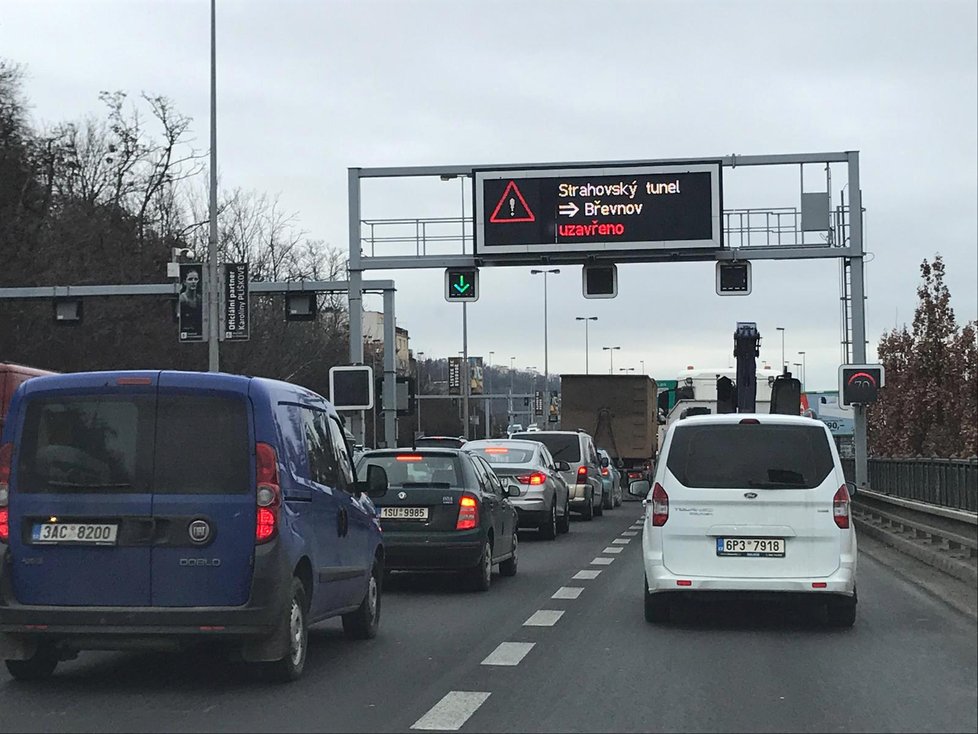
[355, 448, 519, 591]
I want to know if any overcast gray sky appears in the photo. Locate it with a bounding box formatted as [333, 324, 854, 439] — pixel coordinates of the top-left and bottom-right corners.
[2, 0, 976, 391]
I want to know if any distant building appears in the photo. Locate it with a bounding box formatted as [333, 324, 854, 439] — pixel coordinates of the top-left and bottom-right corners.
[362, 310, 410, 375]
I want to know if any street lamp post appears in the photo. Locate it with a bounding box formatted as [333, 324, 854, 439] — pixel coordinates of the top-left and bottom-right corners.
[619, 367, 635, 374]
[509, 356, 516, 424]
[797, 351, 806, 390]
[640, 360, 645, 375]
[416, 352, 424, 435]
[776, 327, 786, 373]
[487, 351, 494, 437]
[575, 316, 598, 374]
[602, 346, 621, 374]
[530, 269, 560, 395]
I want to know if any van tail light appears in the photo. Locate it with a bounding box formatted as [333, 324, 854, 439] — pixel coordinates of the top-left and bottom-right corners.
[516, 472, 546, 486]
[0, 442, 10, 544]
[456, 494, 478, 531]
[577, 465, 588, 482]
[255, 442, 281, 544]
[650, 482, 669, 527]
[833, 485, 850, 529]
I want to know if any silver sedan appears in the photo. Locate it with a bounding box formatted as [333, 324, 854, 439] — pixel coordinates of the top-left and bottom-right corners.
[463, 439, 571, 539]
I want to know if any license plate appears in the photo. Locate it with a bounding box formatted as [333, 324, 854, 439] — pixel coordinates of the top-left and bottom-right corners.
[716, 537, 784, 557]
[32, 523, 118, 545]
[380, 506, 429, 520]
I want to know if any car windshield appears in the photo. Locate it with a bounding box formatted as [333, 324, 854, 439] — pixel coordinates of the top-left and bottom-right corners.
[357, 453, 461, 488]
[513, 433, 581, 462]
[666, 424, 834, 489]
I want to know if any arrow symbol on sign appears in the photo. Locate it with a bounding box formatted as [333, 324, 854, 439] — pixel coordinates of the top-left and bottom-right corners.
[558, 202, 579, 217]
[453, 276, 471, 294]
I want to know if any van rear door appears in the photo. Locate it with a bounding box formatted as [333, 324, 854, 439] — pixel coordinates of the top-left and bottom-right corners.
[148, 376, 255, 606]
[9, 379, 157, 606]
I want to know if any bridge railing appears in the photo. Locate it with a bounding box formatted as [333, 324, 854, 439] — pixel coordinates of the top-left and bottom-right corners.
[842, 457, 978, 512]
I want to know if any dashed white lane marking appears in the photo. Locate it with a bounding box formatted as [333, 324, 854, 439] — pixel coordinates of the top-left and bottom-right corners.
[573, 569, 602, 580]
[612, 538, 630, 544]
[411, 691, 491, 731]
[602, 546, 624, 554]
[524, 610, 564, 626]
[622, 531, 638, 537]
[591, 557, 615, 565]
[630, 524, 643, 529]
[481, 642, 535, 666]
[552, 586, 584, 600]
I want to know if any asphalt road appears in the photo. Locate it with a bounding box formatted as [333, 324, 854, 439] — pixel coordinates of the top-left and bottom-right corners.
[1, 504, 976, 733]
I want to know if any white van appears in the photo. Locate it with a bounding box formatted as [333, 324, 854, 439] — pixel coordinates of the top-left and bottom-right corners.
[631, 414, 857, 627]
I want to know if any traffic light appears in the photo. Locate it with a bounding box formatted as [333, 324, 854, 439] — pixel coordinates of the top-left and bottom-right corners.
[445, 268, 479, 302]
[840, 364, 885, 405]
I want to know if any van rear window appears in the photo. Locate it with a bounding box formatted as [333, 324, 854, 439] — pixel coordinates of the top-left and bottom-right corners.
[16, 393, 248, 494]
[666, 424, 834, 489]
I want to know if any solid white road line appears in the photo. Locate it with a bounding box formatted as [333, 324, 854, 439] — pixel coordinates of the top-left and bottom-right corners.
[602, 547, 624, 554]
[591, 557, 615, 565]
[481, 642, 535, 667]
[573, 569, 602, 580]
[411, 691, 491, 731]
[552, 586, 584, 600]
[612, 538, 630, 544]
[524, 610, 565, 626]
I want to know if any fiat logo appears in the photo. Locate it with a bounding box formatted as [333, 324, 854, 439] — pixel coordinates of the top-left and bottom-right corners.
[188, 519, 211, 544]
[743, 492, 758, 500]
[397, 491, 408, 500]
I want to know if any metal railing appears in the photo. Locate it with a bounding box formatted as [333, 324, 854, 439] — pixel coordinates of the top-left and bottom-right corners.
[842, 457, 978, 512]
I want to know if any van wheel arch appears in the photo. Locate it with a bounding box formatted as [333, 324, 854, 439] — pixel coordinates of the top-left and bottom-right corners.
[293, 557, 313, 611]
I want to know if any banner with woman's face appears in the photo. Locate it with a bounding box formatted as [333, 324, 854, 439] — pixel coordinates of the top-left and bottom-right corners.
[178, 263, 204, 342]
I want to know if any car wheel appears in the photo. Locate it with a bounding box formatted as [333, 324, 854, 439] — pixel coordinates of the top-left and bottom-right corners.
[614, 488, 622, 508]
[467, 539, 493, 592]
[556, 502, 571, 534]
[539, 503, 557, 540]
[594, 489, 604, 517]
[499, 533, 518, 577]
[342, 560, 382, 640]
[644, 578, 670, 624]
[261, 577, 308, 682]
[602, 486, 614, 510]
[580, 492, 594, 521]
[826, 588, 857, 628]
[4, 644, 59, 681]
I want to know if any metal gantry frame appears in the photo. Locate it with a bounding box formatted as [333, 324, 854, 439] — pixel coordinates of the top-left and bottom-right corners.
[0, 278, 402, 449]
[346, 151, 871, 488]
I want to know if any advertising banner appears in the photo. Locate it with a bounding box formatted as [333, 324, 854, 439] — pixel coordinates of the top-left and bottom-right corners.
[178, 263, 204, 342]
[223, 262, 250, 341]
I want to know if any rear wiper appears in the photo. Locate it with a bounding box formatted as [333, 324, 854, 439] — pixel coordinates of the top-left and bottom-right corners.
[747, 480, 807, 489]
[46, 480, 132, 489]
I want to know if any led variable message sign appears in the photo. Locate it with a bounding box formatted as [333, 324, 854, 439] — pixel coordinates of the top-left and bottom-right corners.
[474, 162, 722, 261]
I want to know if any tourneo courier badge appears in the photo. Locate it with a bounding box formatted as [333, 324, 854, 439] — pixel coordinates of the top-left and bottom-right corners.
[188, 519, 211, 544]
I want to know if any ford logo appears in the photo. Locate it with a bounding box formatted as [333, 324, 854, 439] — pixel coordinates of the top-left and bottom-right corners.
[743, 492, 758, 499]
[188, 519, 211, 544]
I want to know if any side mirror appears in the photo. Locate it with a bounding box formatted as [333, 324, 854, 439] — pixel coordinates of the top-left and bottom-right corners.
[356, 464, 388, 498]
[556, 460, 571, 472]
[845, 480, 857, 498]
[628, 479, 651, 498]
[506, 484, 521, 498]
[600, 456, 610, 468]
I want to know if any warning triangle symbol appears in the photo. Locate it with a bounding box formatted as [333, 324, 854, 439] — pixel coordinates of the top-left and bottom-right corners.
[489, 180, 536, 223]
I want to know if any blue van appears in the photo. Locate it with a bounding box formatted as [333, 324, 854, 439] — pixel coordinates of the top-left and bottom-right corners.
[0, 370, 387, 681]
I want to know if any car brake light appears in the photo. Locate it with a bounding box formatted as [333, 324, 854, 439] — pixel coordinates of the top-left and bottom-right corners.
[833, 484, 850, 529]
[456, 494, 478, 530]
[650, 482, 669, 526]
[396, 455, 423, 462]
[255, 442, 281, 543]
[577, 466, 588, 481]
[516, 472, 546, 485]
[601, 467, 609, 476]
[484, 447, 509, 454]
[0, 442, 11, 544]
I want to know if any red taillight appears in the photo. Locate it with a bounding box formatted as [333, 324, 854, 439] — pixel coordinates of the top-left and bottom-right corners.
[577, 466, 588, 481]
[677, 580, 692, 587]
[456, 495, 478, 531]
[650, 482, 669, 526]
[0, 442, 11, 544]
[396, 455, 423, 462]
[601, 467, 609, 477]
[516, 472, 546, 486]
[833, 484, 850, 529]
[255, 442, 281, 544]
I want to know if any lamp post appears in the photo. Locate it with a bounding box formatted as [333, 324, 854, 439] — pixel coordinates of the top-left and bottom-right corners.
[575, 316, 598, 374]
[619, 367, 635, 374]
[602, 346, 621, 374]
[416, 352, 424, 435]
[530, 269, 560, 395]
[640, 360, 645, 375]
[797, 351, 806, 390]
[509, 356, 516, 424]
[776, 326, 786, 373]
[206, 0, 220, 372]
[487, 350, 494, 437]
[793, 362, 803, 382]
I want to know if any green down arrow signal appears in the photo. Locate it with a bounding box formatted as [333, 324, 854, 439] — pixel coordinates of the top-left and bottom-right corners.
[453, 276, 471, 294]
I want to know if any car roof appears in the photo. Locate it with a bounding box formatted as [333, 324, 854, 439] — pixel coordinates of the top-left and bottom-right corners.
[676, 413, 820, 426]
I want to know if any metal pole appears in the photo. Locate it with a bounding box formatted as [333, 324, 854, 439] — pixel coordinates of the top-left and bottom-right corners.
[347, 168, 365, 446]
[848, 151, 869, 490]
[543, 272, 549, 396]
[584, 320, 589, 374]
[207, 0, 220, 372]
[487, 352, 493, 438]
[462, 302, 469, 439]
[383, 288, 397, 449]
